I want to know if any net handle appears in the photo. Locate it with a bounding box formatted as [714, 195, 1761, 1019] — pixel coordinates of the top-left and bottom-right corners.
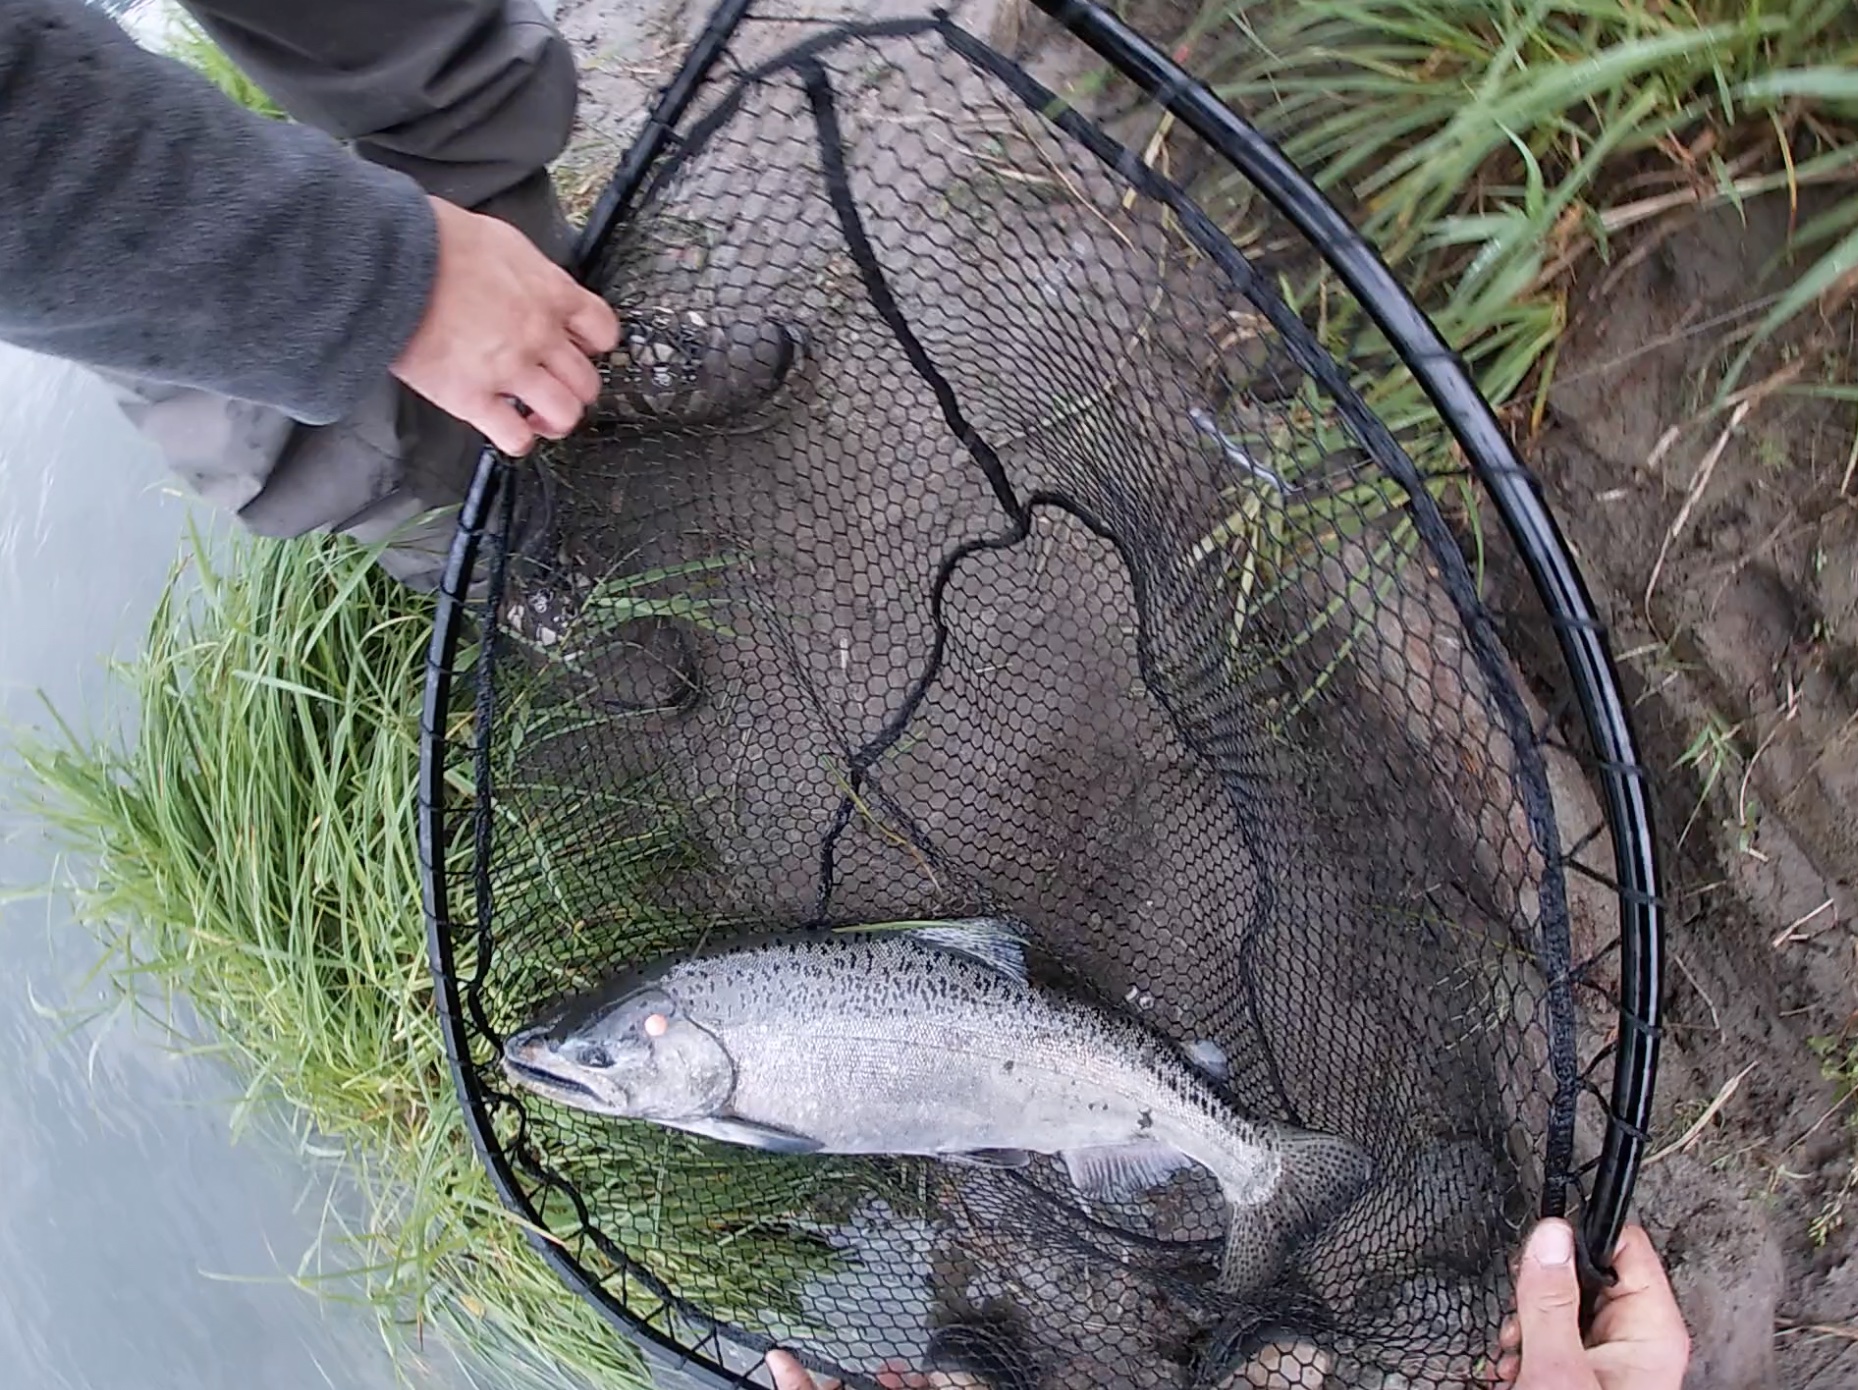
[1020, 0, 1664, 1292]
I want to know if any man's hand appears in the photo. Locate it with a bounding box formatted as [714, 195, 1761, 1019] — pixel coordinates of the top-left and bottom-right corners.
[1495, 1220, 1690, 1390]
[391, 196, 619, 456]
[766, 1349, 946, 1390]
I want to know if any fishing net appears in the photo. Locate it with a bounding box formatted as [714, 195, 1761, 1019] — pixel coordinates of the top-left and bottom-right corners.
[419, 3, 1662, 1386]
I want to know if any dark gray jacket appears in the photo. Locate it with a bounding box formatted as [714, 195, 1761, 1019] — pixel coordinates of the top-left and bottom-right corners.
[0, 0, 436, 425]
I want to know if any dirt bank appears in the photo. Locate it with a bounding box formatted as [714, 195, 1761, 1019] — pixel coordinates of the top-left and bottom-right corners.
[1532, 194, 1858, 1389]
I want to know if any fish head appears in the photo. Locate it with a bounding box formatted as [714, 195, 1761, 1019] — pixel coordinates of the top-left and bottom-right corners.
[501, 984, 734, 1121]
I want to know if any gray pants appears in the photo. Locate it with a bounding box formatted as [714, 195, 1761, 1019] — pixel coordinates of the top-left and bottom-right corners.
[107, 0, 579, 590]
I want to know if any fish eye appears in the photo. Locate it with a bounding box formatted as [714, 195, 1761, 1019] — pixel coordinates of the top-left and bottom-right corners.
[579, 1044, 613, 1069]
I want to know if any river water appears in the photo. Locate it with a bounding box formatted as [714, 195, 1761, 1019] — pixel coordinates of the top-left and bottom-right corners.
[0, 3, 581, 1384]
[0, 353, 452, 1389]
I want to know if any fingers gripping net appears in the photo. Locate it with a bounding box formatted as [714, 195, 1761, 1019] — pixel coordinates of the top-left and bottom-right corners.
[433, 13, 1595, 1387]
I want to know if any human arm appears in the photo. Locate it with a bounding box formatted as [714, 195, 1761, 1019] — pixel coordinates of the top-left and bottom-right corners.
[0, 0, 614, 450]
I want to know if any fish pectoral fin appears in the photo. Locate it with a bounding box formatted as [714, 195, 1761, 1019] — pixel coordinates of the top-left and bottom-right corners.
[1061, 1141, 1196, 1202]
[684, 1115, 823, 1154]
[944, 1148, 1033, 1170]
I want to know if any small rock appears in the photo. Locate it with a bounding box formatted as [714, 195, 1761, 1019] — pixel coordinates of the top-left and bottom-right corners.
[1234, 1340, 1332, 1389]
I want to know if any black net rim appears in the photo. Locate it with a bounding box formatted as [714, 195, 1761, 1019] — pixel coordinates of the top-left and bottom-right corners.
[414, 0, 1666, 1379]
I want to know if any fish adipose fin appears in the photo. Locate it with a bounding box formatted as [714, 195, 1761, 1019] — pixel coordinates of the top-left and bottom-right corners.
[906, 918, 1029, 983]
[685, 1115, 823, 1154]
[1062, 1140, 1196, 1202]
[945, 1148, 1033, 1169]
[1180, 1037, 1231, 1084]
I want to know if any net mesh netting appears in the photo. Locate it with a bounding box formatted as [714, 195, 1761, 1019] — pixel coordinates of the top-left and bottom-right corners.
[427, 11, 1624, 1387]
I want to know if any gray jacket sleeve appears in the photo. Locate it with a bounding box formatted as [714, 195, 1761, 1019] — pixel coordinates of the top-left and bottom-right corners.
[0, 0, 438, 425]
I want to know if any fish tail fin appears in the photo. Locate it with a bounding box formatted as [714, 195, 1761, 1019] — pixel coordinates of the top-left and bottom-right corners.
[1218, 1130, 1376, 1293]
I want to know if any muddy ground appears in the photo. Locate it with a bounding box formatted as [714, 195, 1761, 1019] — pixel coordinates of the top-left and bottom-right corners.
[548, 1, 1858, 1385]
[1535, 199, 1858, 1389]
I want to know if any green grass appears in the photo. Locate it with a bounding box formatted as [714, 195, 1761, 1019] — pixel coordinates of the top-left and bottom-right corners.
[10, 532, 859, 1387]
[15, 533, 647, 1387]
[1151, 0, 1856, 722]
[1810, 1032, 1858, 1244]
[1179, 0, 1858, 419]
[163, 7, 287, 121]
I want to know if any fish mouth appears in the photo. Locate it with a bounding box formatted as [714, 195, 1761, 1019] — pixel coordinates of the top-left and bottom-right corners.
[501, 1055, 599, 1102]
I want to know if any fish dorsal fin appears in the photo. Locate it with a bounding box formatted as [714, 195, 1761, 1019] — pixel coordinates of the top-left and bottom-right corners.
[1061, 1141, 1196, 1202]
[905, 917, 1028, 982]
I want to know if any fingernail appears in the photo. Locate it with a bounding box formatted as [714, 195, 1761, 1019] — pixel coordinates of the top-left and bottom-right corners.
[1529, 1219, 1574, 1267]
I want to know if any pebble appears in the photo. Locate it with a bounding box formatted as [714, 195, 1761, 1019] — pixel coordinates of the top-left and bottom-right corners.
[1232, 1340, 1333, 1389]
